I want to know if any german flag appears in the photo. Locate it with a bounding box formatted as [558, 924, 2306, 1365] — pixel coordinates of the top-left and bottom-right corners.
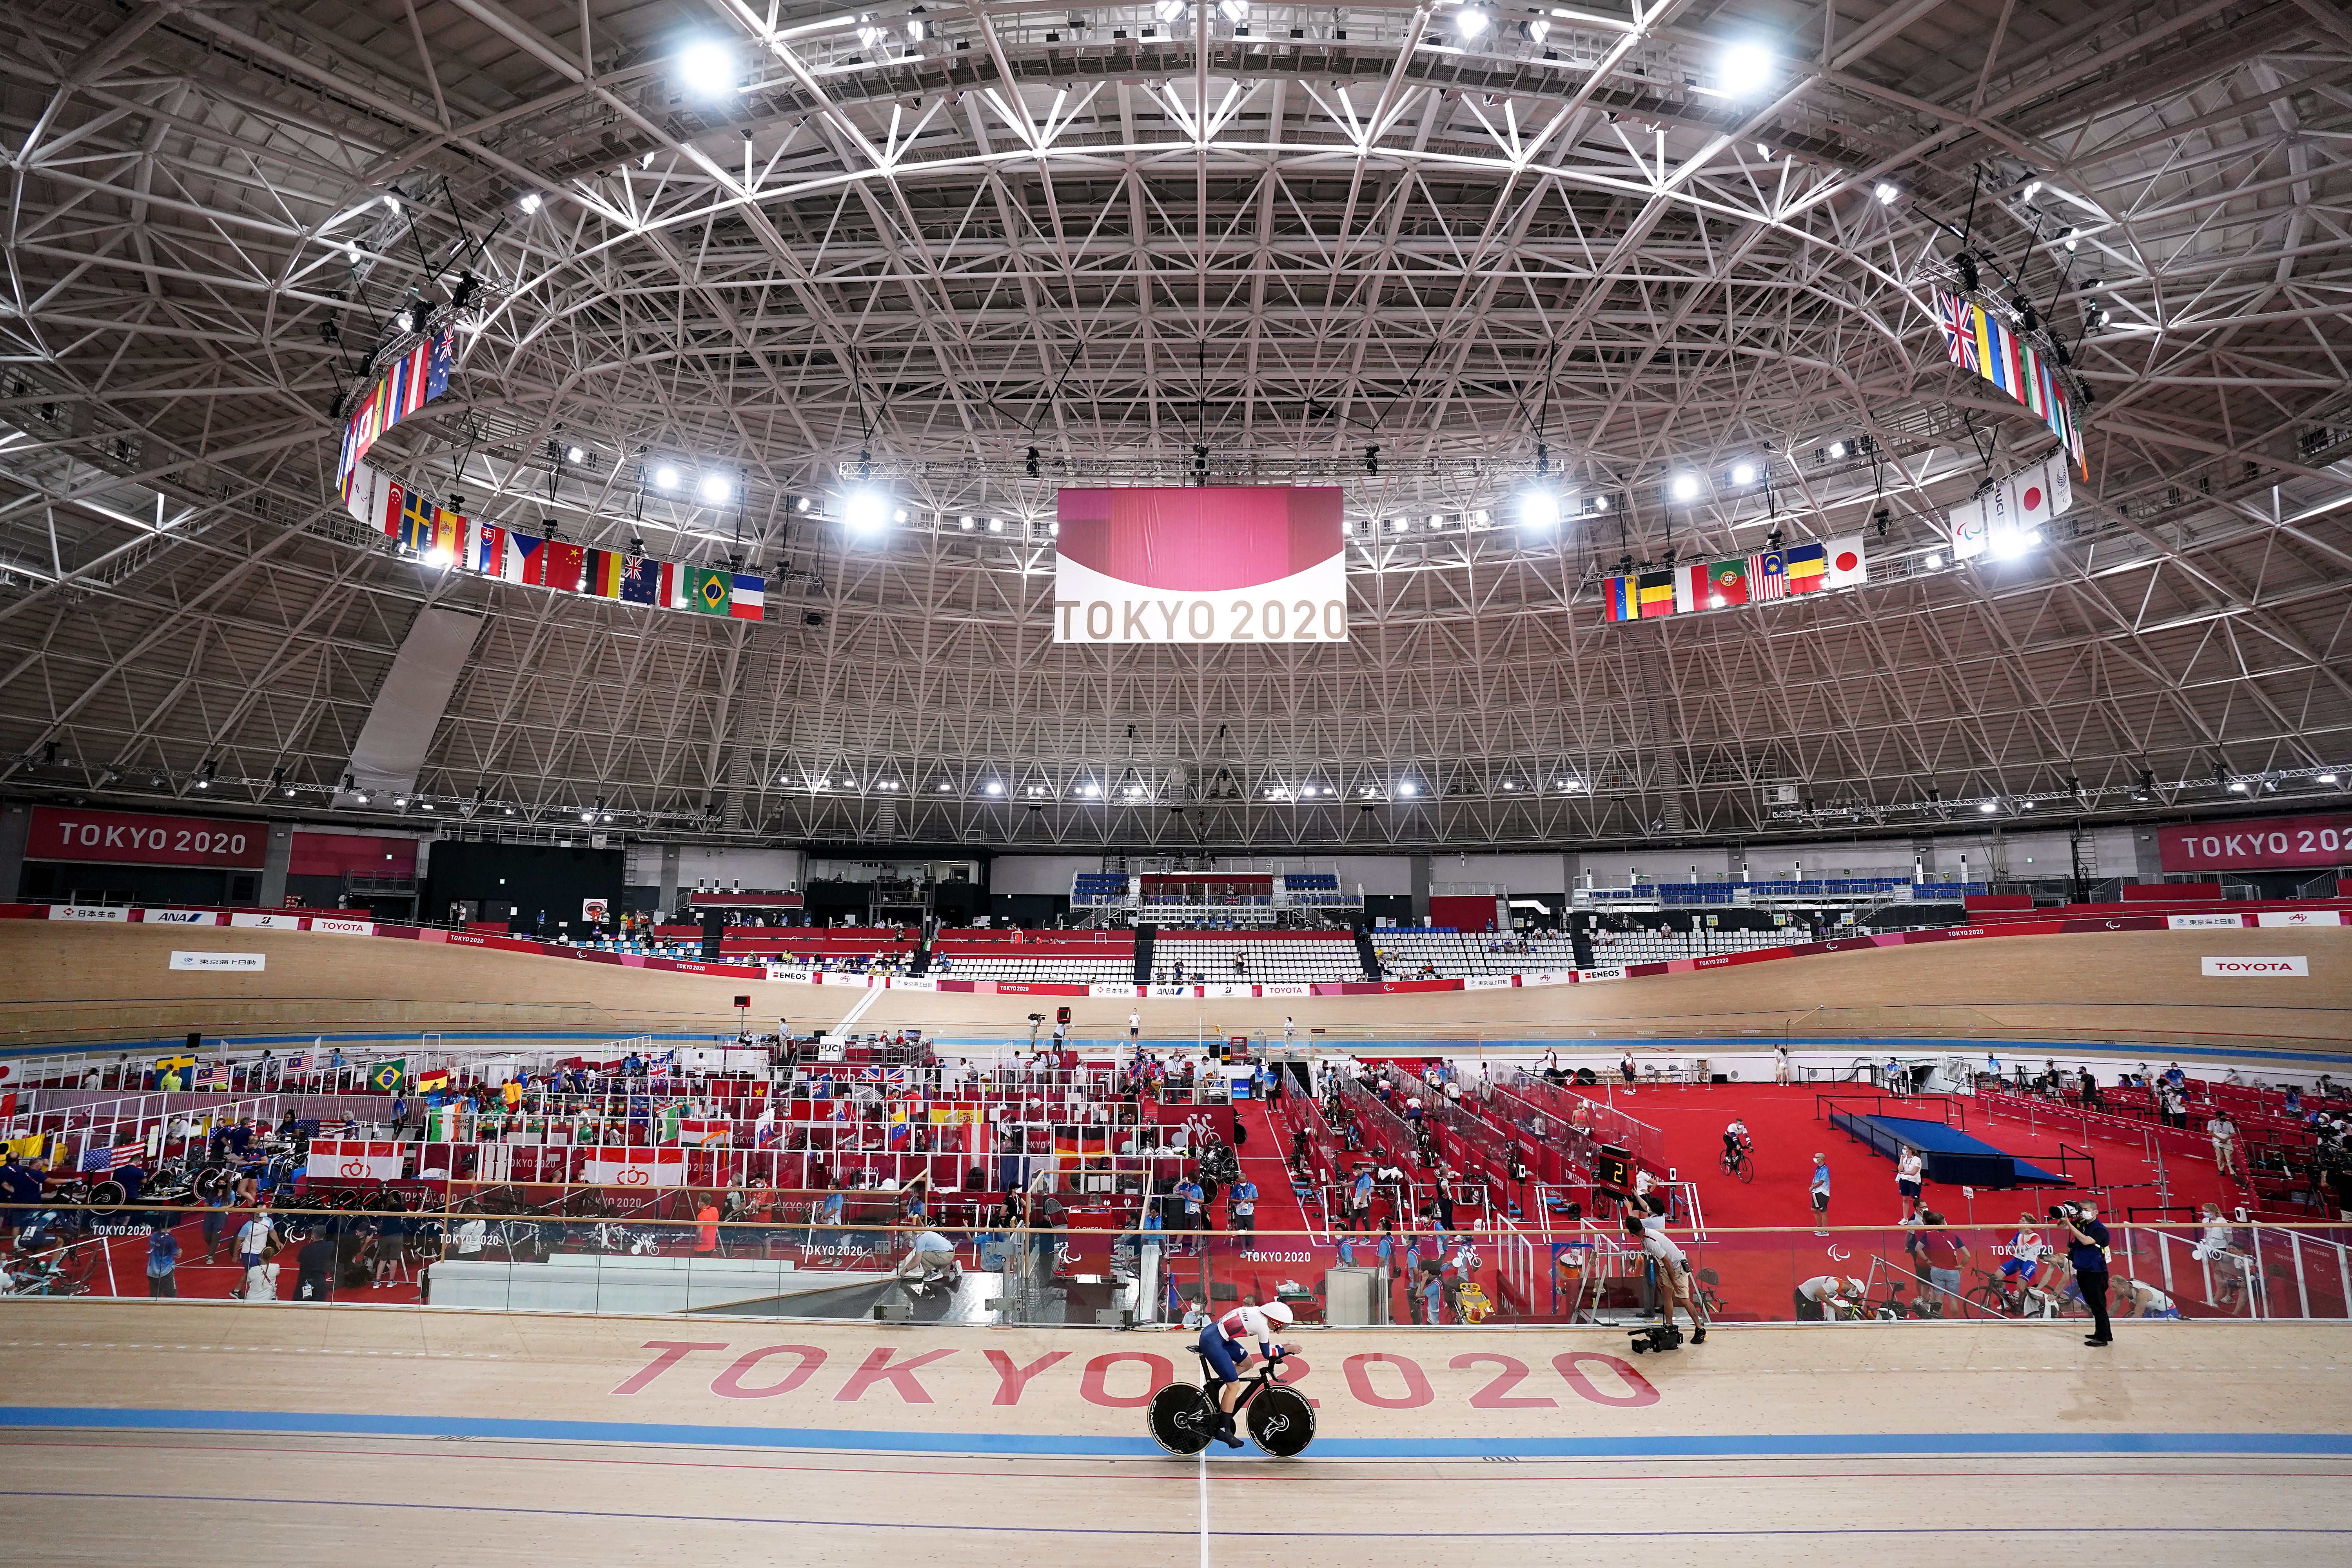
[1636, 570, 1678, 619]
[585, 548, 626, 599]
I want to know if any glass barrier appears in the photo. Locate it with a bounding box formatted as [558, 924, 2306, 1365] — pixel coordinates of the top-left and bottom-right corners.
[7, 1200, 2350, 1328]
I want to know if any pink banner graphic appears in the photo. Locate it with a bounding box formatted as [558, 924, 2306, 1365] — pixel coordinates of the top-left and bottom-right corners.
[1053, 486, 1347, 642]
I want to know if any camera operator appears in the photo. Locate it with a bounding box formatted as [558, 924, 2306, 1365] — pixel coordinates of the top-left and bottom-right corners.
[1624, 1210, 1706, 1345]
[2057, 1200, 2114, 1345]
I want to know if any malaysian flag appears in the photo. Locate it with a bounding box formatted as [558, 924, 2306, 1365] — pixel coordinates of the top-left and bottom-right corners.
[1749, 548, 1789, 601]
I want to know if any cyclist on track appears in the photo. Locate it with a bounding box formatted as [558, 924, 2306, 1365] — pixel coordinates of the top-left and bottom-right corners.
[1197, 1298, 1296, 1449]
[1998, 1213, 2049, 1314]
[1722, 1117, 1752, 1168]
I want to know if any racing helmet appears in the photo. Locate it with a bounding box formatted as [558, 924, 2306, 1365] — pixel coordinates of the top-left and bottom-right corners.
[1260, 1300, 1295, 1327]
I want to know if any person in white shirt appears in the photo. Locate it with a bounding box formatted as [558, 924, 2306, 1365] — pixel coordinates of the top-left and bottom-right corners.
[1895, 1145, 1926, 1222]
[1628, 1213, 1706, 1342]
[1128, 1010, 1142, 1041]
[234, 1209, 277, 1301]
[2117, 1278, 2180, 1319]
[454, 1215, 488, 1258]
[1284, 1017, 1296, 1042]
[1794, 1274, 1866, 1321]
[1774, 1046, 1791, 1086]
[2206, 1113, 2239, 1179]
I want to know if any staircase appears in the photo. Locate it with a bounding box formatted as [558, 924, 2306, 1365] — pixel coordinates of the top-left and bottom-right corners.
[1353, 924, 1381, 980]
[1133, 924, 1156, 984]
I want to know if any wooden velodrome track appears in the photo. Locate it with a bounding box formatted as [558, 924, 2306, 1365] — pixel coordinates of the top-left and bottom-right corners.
[3, 921, 2349, 1056]
[0, 1299, 2345, 1564]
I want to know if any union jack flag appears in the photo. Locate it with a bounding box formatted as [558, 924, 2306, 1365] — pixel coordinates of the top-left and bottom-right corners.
[1938, 289, 1974, 369]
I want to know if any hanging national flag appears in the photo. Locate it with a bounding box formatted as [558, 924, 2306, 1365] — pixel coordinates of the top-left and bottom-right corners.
[343, 463, 396, 531]
[621, 555, 662, 605]
[1706, 557, 1749, 608]
[658, 561, 683, 609]
[1782, 542, 1828, 593]
[1951, 451, 2072, 560]
[336, 330, 456, 494]
[1601, 575, 1637, 622]
[474, 522, 506, 577]
[730, 572, 765, 621]
[542, 541, 586, 593]
[688, 565, 732, 616]
[585, 548, 626, 599]
[79, 1143, 122, 1172]
[1824, 535, 1867, 589]
[414, 1067, 450, 1093]
[1934, 290, 2084, 474]
[1635, 570, 1677, 619]
[1673, 562, 1708, 614]
[366, 1057, 407, 1094]
[1750, 549, 1788, 601]
[506, 530, 542, 583]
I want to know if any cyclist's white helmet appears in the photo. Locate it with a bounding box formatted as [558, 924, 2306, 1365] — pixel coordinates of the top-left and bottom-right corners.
[1261, 1300, 1295, 1327]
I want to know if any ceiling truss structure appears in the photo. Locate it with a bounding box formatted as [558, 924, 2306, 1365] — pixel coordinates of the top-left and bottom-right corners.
[0, 0, 2349, 854]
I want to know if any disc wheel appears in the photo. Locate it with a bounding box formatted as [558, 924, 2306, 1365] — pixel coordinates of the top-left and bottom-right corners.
[84, 1179, 126, 1212]
[1147, 1383, 1216, 1457]
[1246, 1387, 1316, 1457]
[192, 1167, 229, 1202]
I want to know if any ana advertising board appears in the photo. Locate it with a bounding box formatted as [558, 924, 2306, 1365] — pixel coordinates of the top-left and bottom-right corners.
[2158, 813, 2352, 873]
[27, 806, 266, 869]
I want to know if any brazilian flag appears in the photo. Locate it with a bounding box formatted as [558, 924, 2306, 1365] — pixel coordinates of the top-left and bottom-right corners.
[367, 1057, 407, 1093]
[689, 566, 732, 616]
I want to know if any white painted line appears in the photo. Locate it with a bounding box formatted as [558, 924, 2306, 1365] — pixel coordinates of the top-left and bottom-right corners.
[1197, 1447, 1210, 1568]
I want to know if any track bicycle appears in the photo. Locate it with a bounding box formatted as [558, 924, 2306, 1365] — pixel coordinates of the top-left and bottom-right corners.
[1148, 1348, 1316, 1458]
[1719, 1145, 1754, 1183]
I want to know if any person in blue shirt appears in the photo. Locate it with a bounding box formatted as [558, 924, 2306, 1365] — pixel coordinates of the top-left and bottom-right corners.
[2061, 1201, 2114, 1345]
[145, 1225, 180, 1298]
[1174, 1174, 1205, 1232]
[1376, 1221, 1395, 1274]
[1809, 1153, 1832, 1235]
[1227, 1175, 1257, 1241]
[1419, 1264, 1445, 1325]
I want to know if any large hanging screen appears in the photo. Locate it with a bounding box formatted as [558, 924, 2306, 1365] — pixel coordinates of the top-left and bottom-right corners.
[1053, 486, 1347, 642]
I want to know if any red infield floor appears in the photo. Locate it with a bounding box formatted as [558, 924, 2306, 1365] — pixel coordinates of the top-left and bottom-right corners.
[0, 1298, 2346, 1566]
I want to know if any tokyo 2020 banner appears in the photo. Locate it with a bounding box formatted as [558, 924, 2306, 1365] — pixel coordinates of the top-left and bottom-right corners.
[1053, 486, 1347, 642]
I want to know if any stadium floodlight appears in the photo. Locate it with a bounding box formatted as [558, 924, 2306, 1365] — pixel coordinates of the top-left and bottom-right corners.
[678, 41, 736, 96]
[2319, 771, 2339, 784]
[1924, 552, 1943, 569]
[1669, 472, 1700, 502]
[843, 487, 893, 530]
[1978, 800, 1998, 813]
[394, 307, 415, 333]
[1874, 181, 1900, 204]
[983, 780, 1004, 795]
[1456, 5, 1489, 36]
[1514, 486, 1561, 527]
[1718, 42, 1772, 96]
[2227, 779, 2248, 793]
[1398, 780, 1419, 797]
[698, 474, 731, 504]
[959, 515, 975, 530]
[519, 192, 542, 214]
[1729, 460, 1758, 486]
[652, 464, 679, 490]
[565, 444, 586, 464]
[1991, 528, 2030, 559]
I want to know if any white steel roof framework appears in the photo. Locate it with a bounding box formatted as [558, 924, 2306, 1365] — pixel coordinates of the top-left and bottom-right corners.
[0, 0, 2348, 853]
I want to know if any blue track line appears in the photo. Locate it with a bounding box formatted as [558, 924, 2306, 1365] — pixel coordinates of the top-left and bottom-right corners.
[2, 1406, 2347, 1460]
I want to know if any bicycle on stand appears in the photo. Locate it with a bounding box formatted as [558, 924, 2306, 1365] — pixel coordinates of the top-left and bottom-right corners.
[1148, 1348, 1316, 1458]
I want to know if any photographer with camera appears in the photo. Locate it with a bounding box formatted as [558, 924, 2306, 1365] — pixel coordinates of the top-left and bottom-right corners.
[2055, 1200, 2114, 1345]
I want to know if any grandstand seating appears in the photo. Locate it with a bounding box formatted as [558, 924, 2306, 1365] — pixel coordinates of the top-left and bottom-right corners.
[1579, 878, 1988, 904]
[1152, 933, 1363, 982]
[930, 929, 1135, 983]
[1071, 873, 1131, 907]
[1364, 927, 1805, 975]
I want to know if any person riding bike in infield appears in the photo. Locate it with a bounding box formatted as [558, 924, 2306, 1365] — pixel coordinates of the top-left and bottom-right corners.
[1196, 1299, 1296, 1449]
